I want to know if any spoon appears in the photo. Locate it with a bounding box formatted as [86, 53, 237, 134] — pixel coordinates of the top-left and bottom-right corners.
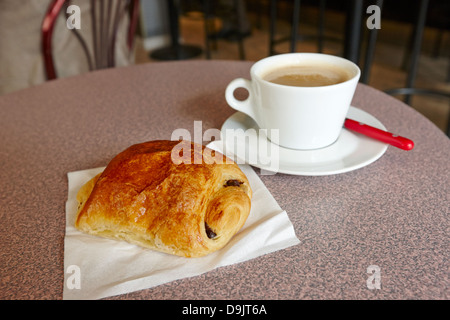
[344, 118, 414, 150]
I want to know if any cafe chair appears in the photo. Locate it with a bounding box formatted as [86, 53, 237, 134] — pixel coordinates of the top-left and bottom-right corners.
[202, 0, 247, 60]
[268, 0, 382, 85]
[150, 0, 203, 61]
[269, 0, 329, 56]
[42, 0, 140, 80]
[383, 0, 450, 137]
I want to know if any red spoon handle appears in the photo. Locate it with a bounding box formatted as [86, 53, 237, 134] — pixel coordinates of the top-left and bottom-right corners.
[344, 118, 414, 151]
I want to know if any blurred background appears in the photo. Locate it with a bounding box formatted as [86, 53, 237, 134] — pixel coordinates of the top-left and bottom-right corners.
[1, 0, 449, 135]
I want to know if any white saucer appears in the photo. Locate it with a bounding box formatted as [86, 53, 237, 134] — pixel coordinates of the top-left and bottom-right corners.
[218, 106, 388, 176]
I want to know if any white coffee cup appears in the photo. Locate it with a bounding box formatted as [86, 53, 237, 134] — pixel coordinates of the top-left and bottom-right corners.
[225, 53, 360, 150]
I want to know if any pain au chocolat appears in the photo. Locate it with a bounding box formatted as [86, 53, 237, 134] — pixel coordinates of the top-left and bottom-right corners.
[75, 140, 252, 258]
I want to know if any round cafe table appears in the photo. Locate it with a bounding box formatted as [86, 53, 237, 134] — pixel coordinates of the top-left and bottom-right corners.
[0, 60, 448, 300]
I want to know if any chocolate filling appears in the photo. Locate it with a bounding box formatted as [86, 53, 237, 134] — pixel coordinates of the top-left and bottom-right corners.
[224, 179, 243, 187]
[205, 222, 217, 239]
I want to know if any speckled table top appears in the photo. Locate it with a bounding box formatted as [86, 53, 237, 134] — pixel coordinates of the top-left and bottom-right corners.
[0, 60, 448, 300]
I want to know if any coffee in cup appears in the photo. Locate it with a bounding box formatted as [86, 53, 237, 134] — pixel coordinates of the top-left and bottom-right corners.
[262, 63, 352, 87]
[225, 53, 360, 150]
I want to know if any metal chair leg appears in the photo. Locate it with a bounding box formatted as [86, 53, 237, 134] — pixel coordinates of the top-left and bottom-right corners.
[289, 0, 301, 52]
[404, 0, 429, 105]
[268, 0, 277, 56]
[361, 0, 383, 84]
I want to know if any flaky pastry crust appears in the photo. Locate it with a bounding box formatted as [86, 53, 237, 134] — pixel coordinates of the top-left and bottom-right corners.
[75, 140, 252, 257]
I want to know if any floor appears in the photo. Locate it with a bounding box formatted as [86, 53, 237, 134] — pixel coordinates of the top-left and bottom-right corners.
[134, 6, 450, 135]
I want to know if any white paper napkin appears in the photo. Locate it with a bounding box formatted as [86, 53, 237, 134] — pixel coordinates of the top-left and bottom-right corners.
[63, 159, 300, 300]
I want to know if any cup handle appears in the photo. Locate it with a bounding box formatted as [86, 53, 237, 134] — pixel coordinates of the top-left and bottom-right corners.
[225, 78, 257, 122]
